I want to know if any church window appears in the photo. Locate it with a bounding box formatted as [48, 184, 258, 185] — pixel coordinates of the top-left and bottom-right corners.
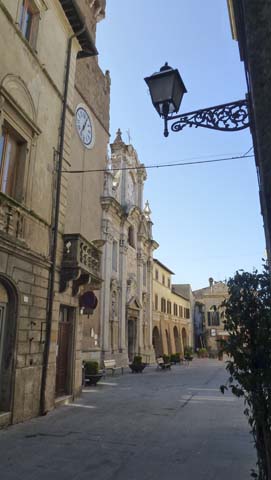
[143, 263, 147, 286]
[112, 240, 118, 272]
[128, 225, 135, 247]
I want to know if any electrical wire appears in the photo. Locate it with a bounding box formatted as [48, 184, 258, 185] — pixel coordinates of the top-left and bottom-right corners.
[243, 146, 254, 156]
[63, 153, 255, 174]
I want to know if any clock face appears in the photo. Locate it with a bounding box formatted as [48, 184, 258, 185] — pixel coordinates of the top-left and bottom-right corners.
[75, 105, 94, 149]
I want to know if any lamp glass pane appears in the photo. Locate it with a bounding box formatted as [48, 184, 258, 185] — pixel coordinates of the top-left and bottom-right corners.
[172, 76, 185, 112]
[148, 72, 175, 106]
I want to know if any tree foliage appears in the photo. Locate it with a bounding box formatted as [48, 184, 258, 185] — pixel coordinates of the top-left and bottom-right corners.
[220, 266, 271, 479]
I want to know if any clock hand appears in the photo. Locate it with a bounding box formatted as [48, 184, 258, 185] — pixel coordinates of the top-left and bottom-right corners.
[80, 118, 88, 134]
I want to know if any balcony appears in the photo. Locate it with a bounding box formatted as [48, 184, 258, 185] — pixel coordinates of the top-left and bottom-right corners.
[60, 234, 103, 295]
[0, 194, 25, 242]
[0, 193, 50, 257]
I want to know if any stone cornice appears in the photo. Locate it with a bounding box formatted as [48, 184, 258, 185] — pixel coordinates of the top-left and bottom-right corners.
[0, 233, 51, 268]
[101, 196, 124, 218]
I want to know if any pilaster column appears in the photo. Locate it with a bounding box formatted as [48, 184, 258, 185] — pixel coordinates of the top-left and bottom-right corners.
[137, 249, 144, 352]
[100, 219, 113, 354]
[146, 258, 153, 350]
[119, 232, 128, 351]
[137, 170, 145, 210]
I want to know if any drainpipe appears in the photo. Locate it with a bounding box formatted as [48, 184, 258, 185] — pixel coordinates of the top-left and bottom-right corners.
[40, 28, 85, 415]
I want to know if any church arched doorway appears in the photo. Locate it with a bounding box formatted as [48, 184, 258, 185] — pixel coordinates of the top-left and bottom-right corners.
[128, 318, 137, 362]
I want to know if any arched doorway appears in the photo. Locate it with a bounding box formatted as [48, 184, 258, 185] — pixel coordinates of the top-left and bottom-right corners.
[0, 277, 18, 413]
[173, 326, 181, 353]
[182, 328, 188, 351]
[165, 329, 171, 355]
[128, 318, 137, 362]
[152, 326, 162, 358]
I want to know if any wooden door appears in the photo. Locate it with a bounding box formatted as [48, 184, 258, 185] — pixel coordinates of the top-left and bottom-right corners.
[55, 306, 73, 396]
[0, 304, 6, 373]
[128, 319, 137, 362]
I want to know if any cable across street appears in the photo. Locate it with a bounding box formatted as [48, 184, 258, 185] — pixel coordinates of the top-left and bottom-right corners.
[63, 153, 255, 174]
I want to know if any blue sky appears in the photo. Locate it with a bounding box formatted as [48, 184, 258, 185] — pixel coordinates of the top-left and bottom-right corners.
[96, 0, 265, 290]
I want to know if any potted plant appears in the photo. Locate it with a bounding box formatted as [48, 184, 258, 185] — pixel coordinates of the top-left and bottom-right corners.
[83, 360, 103, 386]
[184, 346, 194, 361]
[129, 355, 146, 373]
[170, 353, 181, 364]
[197, 347, 208, 358]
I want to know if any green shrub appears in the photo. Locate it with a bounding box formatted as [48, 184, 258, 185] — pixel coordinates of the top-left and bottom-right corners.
[220, 266, 271, 479]
[170, 353, 180, 363]
[84, 360, 99, 375]
[162, 354, 170, 363]
[198, 348, 208, 358]
[184, 346, 193, 358]
[133, 355, 142, 365]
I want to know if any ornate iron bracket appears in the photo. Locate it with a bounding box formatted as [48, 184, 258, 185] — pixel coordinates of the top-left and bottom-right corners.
[163, 99, 250, 137]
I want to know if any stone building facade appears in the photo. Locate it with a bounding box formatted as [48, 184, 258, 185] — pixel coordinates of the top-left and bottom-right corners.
[0, 0, 107, 427]
[227, 0, 271, 259]
[99, 130, 158, 365]
[193, 278, 228, 353]
[64, 1, 110, 367]
[152, 259, 192, 358]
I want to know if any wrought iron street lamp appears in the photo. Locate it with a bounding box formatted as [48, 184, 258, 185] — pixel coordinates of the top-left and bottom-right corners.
[144, 63, 250, 137]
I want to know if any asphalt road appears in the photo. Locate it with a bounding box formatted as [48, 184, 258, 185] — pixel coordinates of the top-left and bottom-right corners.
[0, 359, 255, 480]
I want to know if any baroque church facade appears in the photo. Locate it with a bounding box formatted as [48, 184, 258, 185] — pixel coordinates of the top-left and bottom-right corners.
[99, 130, 158, 365]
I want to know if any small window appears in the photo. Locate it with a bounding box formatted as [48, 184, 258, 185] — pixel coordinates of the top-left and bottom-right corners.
[128, 225, 135, 247]
[0, 124, 27, 201]
[179, 306, 183, 318]
[155, 294, 158, 310]
[162, 274, 165, 285]
[155, 269, 159, 281]
[167, 277, 170, 288]
[173, 303, 178, 316]
[207, 311, 219, 326]
[143, 263, 147, 286]
[161, 298, 166, 313]
[19, 0, 39, 48]
[112, 240, 118, 272]
[167, 301, 171, 315]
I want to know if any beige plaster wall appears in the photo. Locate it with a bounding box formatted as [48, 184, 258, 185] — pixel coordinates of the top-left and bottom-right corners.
[152, 261, 192, 357]
[0, 0, 80, 423]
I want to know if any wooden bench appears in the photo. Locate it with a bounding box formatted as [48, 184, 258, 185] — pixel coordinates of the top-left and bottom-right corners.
[156, 357, 171, 370]
[103, 359, 124, 376]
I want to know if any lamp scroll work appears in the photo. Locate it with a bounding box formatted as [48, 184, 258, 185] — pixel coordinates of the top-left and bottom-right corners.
[171, 99, 250, 133]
